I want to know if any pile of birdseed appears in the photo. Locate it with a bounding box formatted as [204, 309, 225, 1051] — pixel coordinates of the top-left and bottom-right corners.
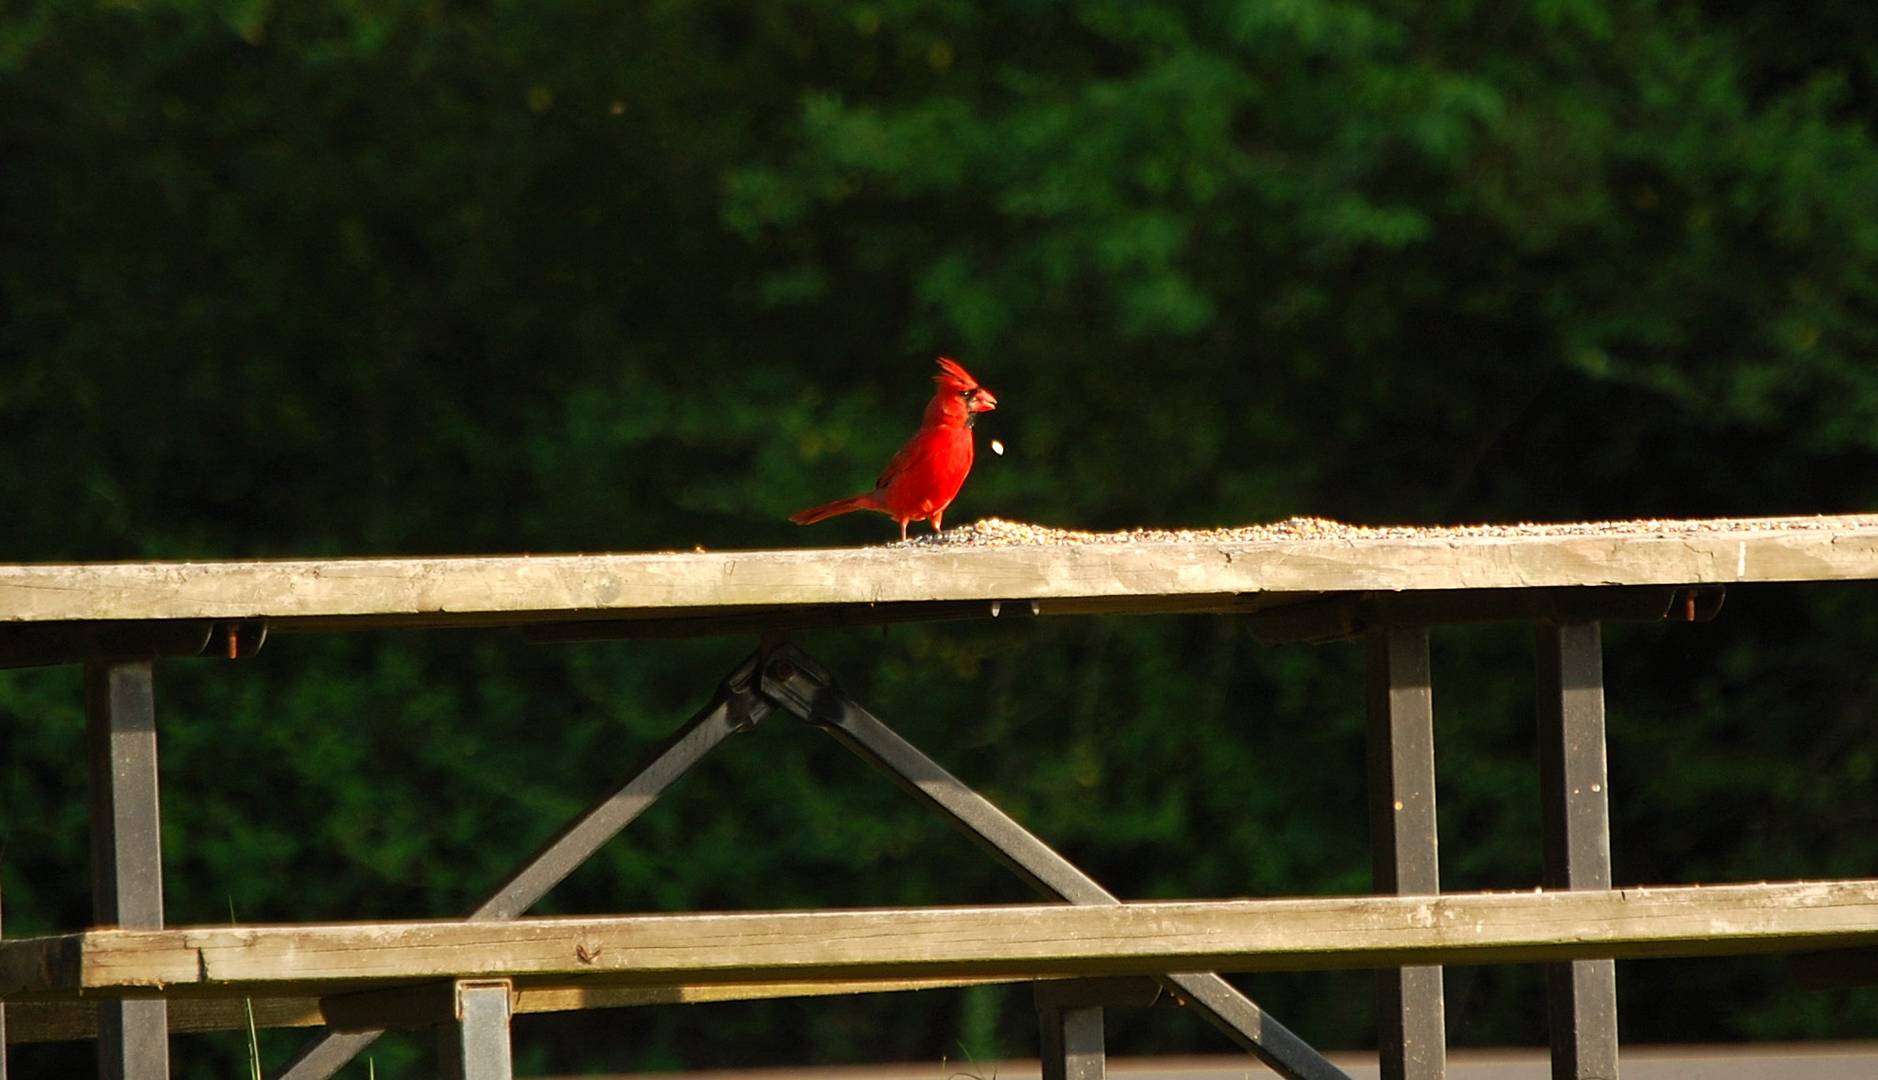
[906, 514, 1878, 548]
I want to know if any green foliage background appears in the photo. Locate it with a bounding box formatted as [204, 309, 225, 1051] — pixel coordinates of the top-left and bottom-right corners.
[3, 0, 1877, 1075]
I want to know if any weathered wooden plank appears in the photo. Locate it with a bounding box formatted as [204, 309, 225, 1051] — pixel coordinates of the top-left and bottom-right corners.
[314, 973, 1034, 1033]
[0, 934, 77, 1000]
[6, 881, 1877, 1000]
[6, 975, 1037, 1043]
[0, 516, 1874, 630]
[6, 998, 326, 1043]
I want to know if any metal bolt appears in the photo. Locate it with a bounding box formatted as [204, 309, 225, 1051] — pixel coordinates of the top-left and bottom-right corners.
[766, 658, 796, 682]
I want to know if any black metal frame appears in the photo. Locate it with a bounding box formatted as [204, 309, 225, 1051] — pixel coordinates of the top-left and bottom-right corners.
[272, 642, 1352, 1080]
[12, 588, 1707, 1080]
[279, 654, 772, 1079]
[761, 645, 1351, 1080]
[266, 643, 1352, 1080]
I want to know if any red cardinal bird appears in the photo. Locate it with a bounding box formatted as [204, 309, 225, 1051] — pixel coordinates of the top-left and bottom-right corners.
[790, 357, 998, 541]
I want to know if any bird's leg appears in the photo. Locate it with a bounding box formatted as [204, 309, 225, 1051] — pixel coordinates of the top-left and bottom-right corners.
[931, 511, 944, 534]
[898, 520, 909, 542]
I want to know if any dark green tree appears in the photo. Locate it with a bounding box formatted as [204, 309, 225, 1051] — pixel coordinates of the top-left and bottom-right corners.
[2, 1, 1875, 1075]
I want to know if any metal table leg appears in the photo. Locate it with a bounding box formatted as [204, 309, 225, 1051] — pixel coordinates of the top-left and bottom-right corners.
[1366, 628, 1446, 1079]
[1536, 623, 1620, 1079]
[86, 660, 169, 1080]
[1038, 1003, 1105, 1080]
[438, 981, 514, 1080]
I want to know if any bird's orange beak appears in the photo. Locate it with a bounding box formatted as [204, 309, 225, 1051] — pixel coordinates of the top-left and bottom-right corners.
[970, 387, 998, 413]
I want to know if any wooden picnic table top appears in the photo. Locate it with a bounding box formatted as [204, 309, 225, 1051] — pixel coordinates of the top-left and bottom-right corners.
[1, 514, 1875, 636]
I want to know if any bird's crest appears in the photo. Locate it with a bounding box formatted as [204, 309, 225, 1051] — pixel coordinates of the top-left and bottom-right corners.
[932, 356, 980, 391]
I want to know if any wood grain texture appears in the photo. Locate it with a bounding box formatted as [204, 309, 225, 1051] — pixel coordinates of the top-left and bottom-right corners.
[5, 998, 324, 1043]
[1, 516, 1877, 630]
[4, 976, 1032, 1043]
[6, 881, 1876, 1000]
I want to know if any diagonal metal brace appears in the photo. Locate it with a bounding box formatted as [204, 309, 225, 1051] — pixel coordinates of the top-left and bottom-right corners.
[278, 652, 772, 1080]
[757, 643, 1351, 1080]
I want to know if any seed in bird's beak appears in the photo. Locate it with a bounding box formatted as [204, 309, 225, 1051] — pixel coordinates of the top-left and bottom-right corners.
[990, 439, 1005, 456]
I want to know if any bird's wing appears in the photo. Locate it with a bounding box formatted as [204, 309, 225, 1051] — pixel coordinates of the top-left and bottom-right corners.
[872, 430, 936, 493]
[872, 425, 973, 515]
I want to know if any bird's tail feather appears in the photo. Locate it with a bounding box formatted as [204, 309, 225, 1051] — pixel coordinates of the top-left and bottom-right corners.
[789, 493, 879, 526]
